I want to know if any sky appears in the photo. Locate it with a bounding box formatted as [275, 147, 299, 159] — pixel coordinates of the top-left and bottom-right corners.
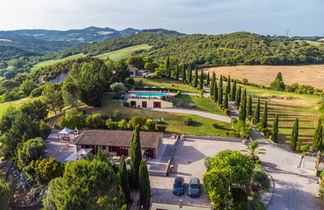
[0, 0, 323, 36]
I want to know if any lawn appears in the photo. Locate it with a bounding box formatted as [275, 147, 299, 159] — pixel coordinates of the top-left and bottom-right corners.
[80, 94, 231, 137]
[176, 94, 224, 115]
[95, 44, 152, 61]
[134, 78, 199, 93]
[240, 85, 321, 149]
[31, 53, 85, 71]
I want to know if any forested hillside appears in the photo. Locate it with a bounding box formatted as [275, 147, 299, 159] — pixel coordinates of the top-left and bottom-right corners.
[54, 32, 324, 66]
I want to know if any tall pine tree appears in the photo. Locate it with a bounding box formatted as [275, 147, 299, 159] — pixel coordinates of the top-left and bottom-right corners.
[239, 89, 247, 122]
[235, 86, 241, 106]
[194, 68, 198, 88]
[291, 118, 299, 151]
[272, 114, 279, 143]
[175, 64, 180, 81]
[218, 75, 223, 105]
[199, 71, 204, 90]
[210, 72, 216, 99]
[166, 56, 171, 78]
[213, 82, 218, 103]
[119, 156, 131, 204]
[312, 118, 323, 152]
[227, 75, 231, 95]
[130, 125, 142, 188]
[187, 64, 192, 84]
[223, 89, 229, 109]
[231, 79, 237, 101]
[254, 98, 261, 124]
[139, 160, 151, 209]
[261, 101, 268, 128]
[181, 65, 186, 83]
[206, 72, 210, 86]
[247, 95, 253, 117]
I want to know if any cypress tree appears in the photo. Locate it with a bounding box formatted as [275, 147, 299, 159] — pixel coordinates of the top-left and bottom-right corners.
[227, 75, 231, 95]
[130, 125, 142, 188]
[175, 64, 180, 81]
[231, 79, 237, 101]
[213, 82, 218, 103]
[272, 114, 279, 143]
[291, 118, 299, 151]
[254, 98, 261, 124]
[139, 160, 151, 209]
[187, 64, 192, 84]
[210, 72, 216, 99]
[206, 72, 210, 86]
[181, 65, 186, 83]
[218, 75, 223, 105]
[166, 56, 171, 78]
[199, 71, 204, 90]
[223, 89, 229, 109]
[194, 68, 198, 88]
[312, 118, 323, 152]
[235, 86, 241, 106]
[119, 156, 131, 204]
[247, 95, 253, 117]
[261, 101, 268, 128]
[239, 89, 247, 121]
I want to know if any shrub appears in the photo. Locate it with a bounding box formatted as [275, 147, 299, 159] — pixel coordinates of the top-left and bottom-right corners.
[123, 101, 130, 107]
[300, 145, 309, 152]
[182, 117, 193, 126]
[113, 109, 122, 118]
[0, 175, 10, 210]
[106, 119, 118, 129]
[174, 90, 181, 97]
[85, 114, 105, 129]
[129, 116, 147, 129]
[145, 119, 156, 131]
[118, 119, 129, 130]
[251, 169, 270, 192]
[156, 125, 166, 132]
[224, 108, 230, 115]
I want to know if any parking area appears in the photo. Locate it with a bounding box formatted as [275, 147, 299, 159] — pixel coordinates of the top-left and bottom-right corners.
[149, 136, 245, 206]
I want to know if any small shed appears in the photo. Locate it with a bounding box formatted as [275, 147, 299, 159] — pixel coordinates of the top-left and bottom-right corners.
[58, 127, 74, 142]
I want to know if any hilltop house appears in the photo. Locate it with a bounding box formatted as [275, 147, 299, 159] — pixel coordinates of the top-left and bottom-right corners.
[74, 129, 163, 159]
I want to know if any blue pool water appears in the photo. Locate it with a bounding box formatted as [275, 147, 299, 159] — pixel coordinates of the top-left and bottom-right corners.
[134, 93, 168, 97]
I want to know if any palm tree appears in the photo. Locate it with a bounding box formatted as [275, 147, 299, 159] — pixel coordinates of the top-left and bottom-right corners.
[242, 139, 266, 162]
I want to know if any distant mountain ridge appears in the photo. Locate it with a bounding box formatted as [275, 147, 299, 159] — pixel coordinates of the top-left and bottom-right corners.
[0, 26, 183, 60]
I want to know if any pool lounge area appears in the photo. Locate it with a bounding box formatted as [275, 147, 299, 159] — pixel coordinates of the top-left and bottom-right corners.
[125, 91, 174, 108]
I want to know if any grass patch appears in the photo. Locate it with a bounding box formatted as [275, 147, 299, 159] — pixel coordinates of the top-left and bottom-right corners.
[0, 97, 31, 118]
[95, 44, 152, 61]
[134, 78, 199, 93]
[176, 95, 224, 115]
[81, 94, 230, 136]
[32, 53, 85, 71]
[241, 84, 321, 148]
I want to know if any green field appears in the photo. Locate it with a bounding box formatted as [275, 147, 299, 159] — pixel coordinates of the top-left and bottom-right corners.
[240, 84, 321, 149]
[134, 78, 199, 93]
[176, 95, 224, 115]
[0, 98, 31, 117]
[80, 94, 230, 136]
[31, 53, 85, 71]
[95, 44, 152, 60]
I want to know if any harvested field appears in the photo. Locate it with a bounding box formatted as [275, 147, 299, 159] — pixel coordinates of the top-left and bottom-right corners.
[206, 65, 324, 89]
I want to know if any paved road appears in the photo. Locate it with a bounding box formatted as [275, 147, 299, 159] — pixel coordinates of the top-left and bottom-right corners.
[145, 108, 231, 123]
[146, 96, 324, 209]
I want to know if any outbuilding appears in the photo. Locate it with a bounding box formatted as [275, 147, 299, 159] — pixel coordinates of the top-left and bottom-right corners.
[74, 129, 163, 159]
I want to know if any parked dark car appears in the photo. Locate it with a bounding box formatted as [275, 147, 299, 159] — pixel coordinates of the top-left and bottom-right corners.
[173, 177, 185, 195]
[188, 177, 200, 197]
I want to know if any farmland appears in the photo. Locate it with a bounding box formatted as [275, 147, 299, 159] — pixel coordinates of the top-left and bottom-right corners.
[95, 44, 152, 60]
[0, 97, 31, 117]
[206, 64, 324, 89]
[31, 53, 85, 71]
[241, 85, 321, 149]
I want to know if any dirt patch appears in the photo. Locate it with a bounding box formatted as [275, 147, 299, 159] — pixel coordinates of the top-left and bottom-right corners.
[206, 65, 324, 89]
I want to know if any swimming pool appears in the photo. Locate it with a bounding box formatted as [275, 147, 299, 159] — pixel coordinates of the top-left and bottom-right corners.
[133, 93, 168, 97]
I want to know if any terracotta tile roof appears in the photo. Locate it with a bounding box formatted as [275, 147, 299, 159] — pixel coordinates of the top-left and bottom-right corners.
[74, 129, 162, 149]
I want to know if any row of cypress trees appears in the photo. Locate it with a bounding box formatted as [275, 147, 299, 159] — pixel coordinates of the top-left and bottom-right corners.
[119, 126, 151, 208]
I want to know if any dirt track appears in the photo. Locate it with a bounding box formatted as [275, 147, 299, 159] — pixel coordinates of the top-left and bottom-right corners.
[206, 65, 324, 89]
